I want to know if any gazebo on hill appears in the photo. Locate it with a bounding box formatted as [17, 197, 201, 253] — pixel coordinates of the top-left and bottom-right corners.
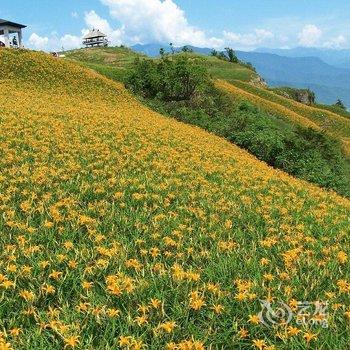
[83, 29, 109, 48]
[0, 18, 26, 48]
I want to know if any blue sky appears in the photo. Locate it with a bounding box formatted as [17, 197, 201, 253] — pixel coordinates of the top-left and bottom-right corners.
[1, 0, 349, 51]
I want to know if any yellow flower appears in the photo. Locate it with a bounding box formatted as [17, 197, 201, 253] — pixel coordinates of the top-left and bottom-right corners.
[49, 270, 63, 280]
[238, 328, 248, 339]
[113, 191, 124, 199]
[224, 219, 233, 229]
[287, 326, 300, 336]
[41, 284, 56, 295]
[82, 281, 94, 290]
[9, 328, 21, 337]
[211, 304, 224, 314]
[39, 261, 50, 269]
[19, 290, 35, 302]
[130, 340, 145, 350]
[157, 321, 177, 333]
[252, 339, 266, 350]
[64, 241, 74, 250]
[248, 314, 260, 325]
[68, 260, 78, 269]
[150, 298, 162, 309]
[263, 273, 274, 282]
[107, 308, 121, 318]
[304, 332, 317, 343]
[135, 315, 148, 326]
[337, 251, 348, 264]
[0, 337, 13, 350]
[118, 336, 132, 347]
[1, 280, 15, 289]
[189, 291, 205, 311]
[260, 258, 270, 266]
[6, 265, 17, 273]
[64, 335, 80, 348]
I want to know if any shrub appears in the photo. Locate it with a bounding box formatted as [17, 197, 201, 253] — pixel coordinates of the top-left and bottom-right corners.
[126, 55, 211, 102]
[224, 47, 239, 63]
[333, 99, 347, 110]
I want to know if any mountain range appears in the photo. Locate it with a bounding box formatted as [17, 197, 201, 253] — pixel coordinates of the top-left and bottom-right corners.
[132, 44, 350, 107]
[255, 47, 350, 69]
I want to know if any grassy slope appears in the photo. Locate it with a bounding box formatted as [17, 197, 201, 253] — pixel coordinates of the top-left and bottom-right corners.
[218, 80, 350, 155]
[270, 86, 350, 119]
[230, 80, 350, 138]
[65, 47, 257, 83]
[66, 47, 350, 152]
[65, 47, 143, 82]
[316, 104, 350, 119]
[1, 49, 350, 349]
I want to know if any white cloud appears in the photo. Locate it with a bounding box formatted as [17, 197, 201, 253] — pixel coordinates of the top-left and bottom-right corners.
[278, 34, 289, 44]
[60, 34, 82, 50]
[324, 34, 347, 49]
[223, 29, 274, 47]
[29, 33, 49, 49]
[84, 10, 124, 45]
[85, 10, 113, 34]
[25, 1, 279, 51]
[100, 0, 222, 47]
[298, 24, 322, 47]
[27, 32, 82, 51]
[27, 2, 348, 52]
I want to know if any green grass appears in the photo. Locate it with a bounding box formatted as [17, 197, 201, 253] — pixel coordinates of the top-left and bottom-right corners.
[65, 47, 349, 125]
[65, 47, 257, 84]
[65, 46, 144, 82]
[202, 55, 256, 82]
[228, 80, 350, 141]
[315, 103, 350, 119]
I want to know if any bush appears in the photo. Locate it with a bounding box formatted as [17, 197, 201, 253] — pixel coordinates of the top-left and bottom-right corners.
[126, 55, 211, 101]
[225, 110, 349, 195]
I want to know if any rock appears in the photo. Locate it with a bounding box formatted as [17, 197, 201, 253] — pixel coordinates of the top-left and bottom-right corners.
[250, 75, 267, 88]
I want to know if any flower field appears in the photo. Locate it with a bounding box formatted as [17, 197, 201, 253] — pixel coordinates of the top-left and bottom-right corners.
[0, 49, 350, 349]
[219, 80, 350, 155]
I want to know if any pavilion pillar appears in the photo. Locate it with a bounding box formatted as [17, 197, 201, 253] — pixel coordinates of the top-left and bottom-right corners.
[18, 29, 23, 47]
[3, 28, 10, 47]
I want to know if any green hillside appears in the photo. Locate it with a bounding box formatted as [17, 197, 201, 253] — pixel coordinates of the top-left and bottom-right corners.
[1, 47, 350, 350]
[221, 80, 350, 153]
[65, 46, 143, 81]
[65, 47, 350, 197]
[65, 47, 349, 137]
[65, 46, 258, 83]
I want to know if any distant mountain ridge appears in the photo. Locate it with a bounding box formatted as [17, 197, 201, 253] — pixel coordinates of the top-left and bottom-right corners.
[255, 47, 350, 69]
[234, 51, 350, 106]
[131, 43, 212, 56]
[131, 44, 350, 106]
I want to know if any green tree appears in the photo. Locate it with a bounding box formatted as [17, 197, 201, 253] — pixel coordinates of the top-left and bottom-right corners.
[182, 46, 193, 53]
[225, 47, 239, 63]
[126, 55, 211, 102]
[218, 51, 228, 61]
[334, 99, 346, 110]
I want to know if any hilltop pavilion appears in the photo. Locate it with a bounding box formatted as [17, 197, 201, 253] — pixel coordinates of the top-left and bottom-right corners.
[83, 29, 109, 48]
[0, 19, 26, 48]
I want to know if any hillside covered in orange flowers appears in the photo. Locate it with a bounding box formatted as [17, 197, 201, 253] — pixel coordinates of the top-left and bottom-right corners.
[0, 49, 350, 349]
